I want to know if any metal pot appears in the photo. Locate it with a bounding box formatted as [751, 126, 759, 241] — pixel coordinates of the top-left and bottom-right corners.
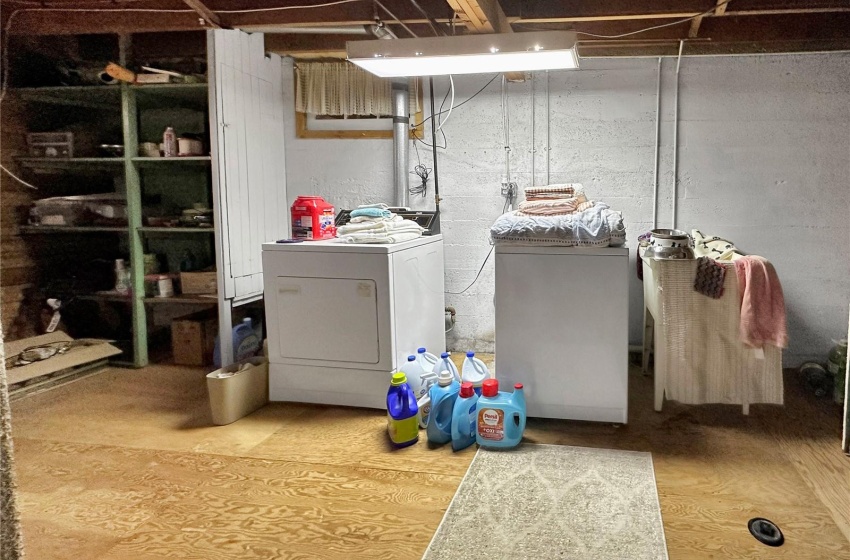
[647, 228, 694, 260]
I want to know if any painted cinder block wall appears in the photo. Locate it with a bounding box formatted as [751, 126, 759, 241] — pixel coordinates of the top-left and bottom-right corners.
[281, 54, 850, 366]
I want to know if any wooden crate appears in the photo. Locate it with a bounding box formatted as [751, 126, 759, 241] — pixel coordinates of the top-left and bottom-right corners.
[180, 270, 217, 295]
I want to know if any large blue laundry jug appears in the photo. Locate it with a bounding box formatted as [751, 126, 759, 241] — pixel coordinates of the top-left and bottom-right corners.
[422, 371, 460, 445]
[475, 379, 526, 449]
[213, 317, 260, 367]
[451, 382, 478, 451]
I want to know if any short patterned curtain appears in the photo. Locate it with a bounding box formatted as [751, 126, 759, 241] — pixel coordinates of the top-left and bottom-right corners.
[295, 61, 420, 117]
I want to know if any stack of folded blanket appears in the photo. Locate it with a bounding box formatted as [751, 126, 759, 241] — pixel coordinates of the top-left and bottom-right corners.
[517, 184, 595, 216]
[490, 183, 626, 247]
[336, 203, 424, 244]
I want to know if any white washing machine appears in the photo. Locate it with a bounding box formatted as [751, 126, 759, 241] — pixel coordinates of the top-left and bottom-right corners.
[495, 245, 629, 423]
[262, 235, 445, 409]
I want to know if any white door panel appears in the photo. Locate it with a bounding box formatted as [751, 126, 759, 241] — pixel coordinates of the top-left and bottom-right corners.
[275, 277, 380, 364]
[209, 29, 287, 302]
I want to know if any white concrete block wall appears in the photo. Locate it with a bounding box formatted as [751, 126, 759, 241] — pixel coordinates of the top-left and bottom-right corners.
[281, 55, 850, 365]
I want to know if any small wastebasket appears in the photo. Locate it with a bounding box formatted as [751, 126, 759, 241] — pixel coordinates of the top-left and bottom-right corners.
[206, 356, 269, 425]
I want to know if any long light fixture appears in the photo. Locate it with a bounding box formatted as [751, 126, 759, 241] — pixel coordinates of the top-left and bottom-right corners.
[347, 31, 579, 78]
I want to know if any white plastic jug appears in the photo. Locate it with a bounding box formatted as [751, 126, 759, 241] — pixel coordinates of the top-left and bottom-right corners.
[436, 352, 461, 382]
[462, 351, 491, 395]
[416, 347, 439, 373]
[399, 355, 426, 400]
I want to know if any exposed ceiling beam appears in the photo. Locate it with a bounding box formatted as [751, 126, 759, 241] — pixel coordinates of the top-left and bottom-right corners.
[447, 0, 509, 33]
[688, 15, 704, 38]
[445, 0, 524, 81]
[715, 0, 730, 17]
[182, 0, 222, 29]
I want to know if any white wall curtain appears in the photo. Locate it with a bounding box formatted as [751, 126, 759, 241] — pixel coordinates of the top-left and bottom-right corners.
[295, 61, 420, 116]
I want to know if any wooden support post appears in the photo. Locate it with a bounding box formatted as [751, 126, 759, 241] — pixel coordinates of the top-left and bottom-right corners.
[120, 35, 149, 367]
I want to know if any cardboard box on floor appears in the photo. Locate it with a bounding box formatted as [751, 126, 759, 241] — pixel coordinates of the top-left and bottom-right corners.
[5, 331, 121, 386]
[172, 310, 217, 366]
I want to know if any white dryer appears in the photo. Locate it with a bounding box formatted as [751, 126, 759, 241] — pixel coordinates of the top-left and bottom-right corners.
[262, 235, 445, 409]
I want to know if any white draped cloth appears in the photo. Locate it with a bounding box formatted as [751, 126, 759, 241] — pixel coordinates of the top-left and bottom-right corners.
[642, 255, 784, 413]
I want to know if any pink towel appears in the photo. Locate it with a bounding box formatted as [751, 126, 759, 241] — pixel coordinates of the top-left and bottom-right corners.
[735, 256, 788, 349]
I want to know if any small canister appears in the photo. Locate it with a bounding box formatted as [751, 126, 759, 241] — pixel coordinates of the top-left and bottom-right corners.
[156, 275, 174, 298]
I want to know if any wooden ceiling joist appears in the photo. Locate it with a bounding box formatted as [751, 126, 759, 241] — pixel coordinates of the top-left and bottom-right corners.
[688, 15, 704, 38]
[182, 0, 222, 29]
[445, 0, 524, 81]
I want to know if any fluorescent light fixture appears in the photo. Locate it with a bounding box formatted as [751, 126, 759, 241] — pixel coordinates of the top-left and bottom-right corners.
[347, 31, 579, 77]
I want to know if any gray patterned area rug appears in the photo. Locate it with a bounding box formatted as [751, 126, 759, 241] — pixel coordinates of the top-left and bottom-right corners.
[423, 444, 668, 560]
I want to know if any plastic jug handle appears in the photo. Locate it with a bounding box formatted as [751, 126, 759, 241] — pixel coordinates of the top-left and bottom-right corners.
[508, 411, 526, 441]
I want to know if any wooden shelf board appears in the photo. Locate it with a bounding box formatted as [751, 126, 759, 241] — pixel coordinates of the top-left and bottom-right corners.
[143, 295, 217, 305]
[132, 83, 208, 109]
[16, 157, 125, 170]
[132, 156, 211, 165]
[138, 226, 215, 233]
[20, 225, 128, 234]
[12, 85, 122, 108]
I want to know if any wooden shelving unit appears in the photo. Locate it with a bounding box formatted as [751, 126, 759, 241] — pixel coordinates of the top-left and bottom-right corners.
[13, 33, 215, 367]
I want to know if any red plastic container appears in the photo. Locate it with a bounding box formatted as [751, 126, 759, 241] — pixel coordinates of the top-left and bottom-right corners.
[291, 196, 336, 240]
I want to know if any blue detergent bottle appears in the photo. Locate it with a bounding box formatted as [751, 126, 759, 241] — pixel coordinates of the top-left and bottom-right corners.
[476, 378, 527, 449]
[422, 370, 460, 445]
[213, 317, 260, 368]
[451, 382, 478, 451]
[387, 373, 419, 448]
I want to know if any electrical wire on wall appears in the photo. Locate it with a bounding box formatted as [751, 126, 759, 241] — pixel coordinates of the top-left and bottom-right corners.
[409, 140, 431, 197]
[445, 196, 510, 295]
[500, 76, 517, 208]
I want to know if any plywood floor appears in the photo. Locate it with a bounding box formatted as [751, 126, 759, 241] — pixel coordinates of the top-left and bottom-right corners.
[9, 357, 850, 559]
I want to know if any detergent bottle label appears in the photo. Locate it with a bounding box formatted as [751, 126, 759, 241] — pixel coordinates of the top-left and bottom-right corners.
[478, 408, 504, 441]
[388, 414, 419, 445]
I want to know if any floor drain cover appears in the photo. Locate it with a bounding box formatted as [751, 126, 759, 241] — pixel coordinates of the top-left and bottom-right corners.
[748, 518, 784, 547]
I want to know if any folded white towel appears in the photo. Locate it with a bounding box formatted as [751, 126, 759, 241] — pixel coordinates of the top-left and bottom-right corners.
[338, 218, 422, 236]
[338, 230, 422, 244]
[349, 214, 400, 224]
[357, 203, 389, 210]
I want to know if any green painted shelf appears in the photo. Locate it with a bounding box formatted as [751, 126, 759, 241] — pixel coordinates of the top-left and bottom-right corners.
[138, 226, 214, 234]
[132, 156, 211, 166]
[13, 85, 122, 108]
[132, 83, 208, 110]
[16, 157, 125, 170]
[20, 225, 128, 234]
[143, 295, 216, 305]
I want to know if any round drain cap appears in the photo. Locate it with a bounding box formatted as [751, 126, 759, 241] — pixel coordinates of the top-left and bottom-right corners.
[748, 518, 784, 547]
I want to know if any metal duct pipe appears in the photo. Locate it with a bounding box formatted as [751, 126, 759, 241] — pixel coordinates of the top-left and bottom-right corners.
[392, 80, 410, 207]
